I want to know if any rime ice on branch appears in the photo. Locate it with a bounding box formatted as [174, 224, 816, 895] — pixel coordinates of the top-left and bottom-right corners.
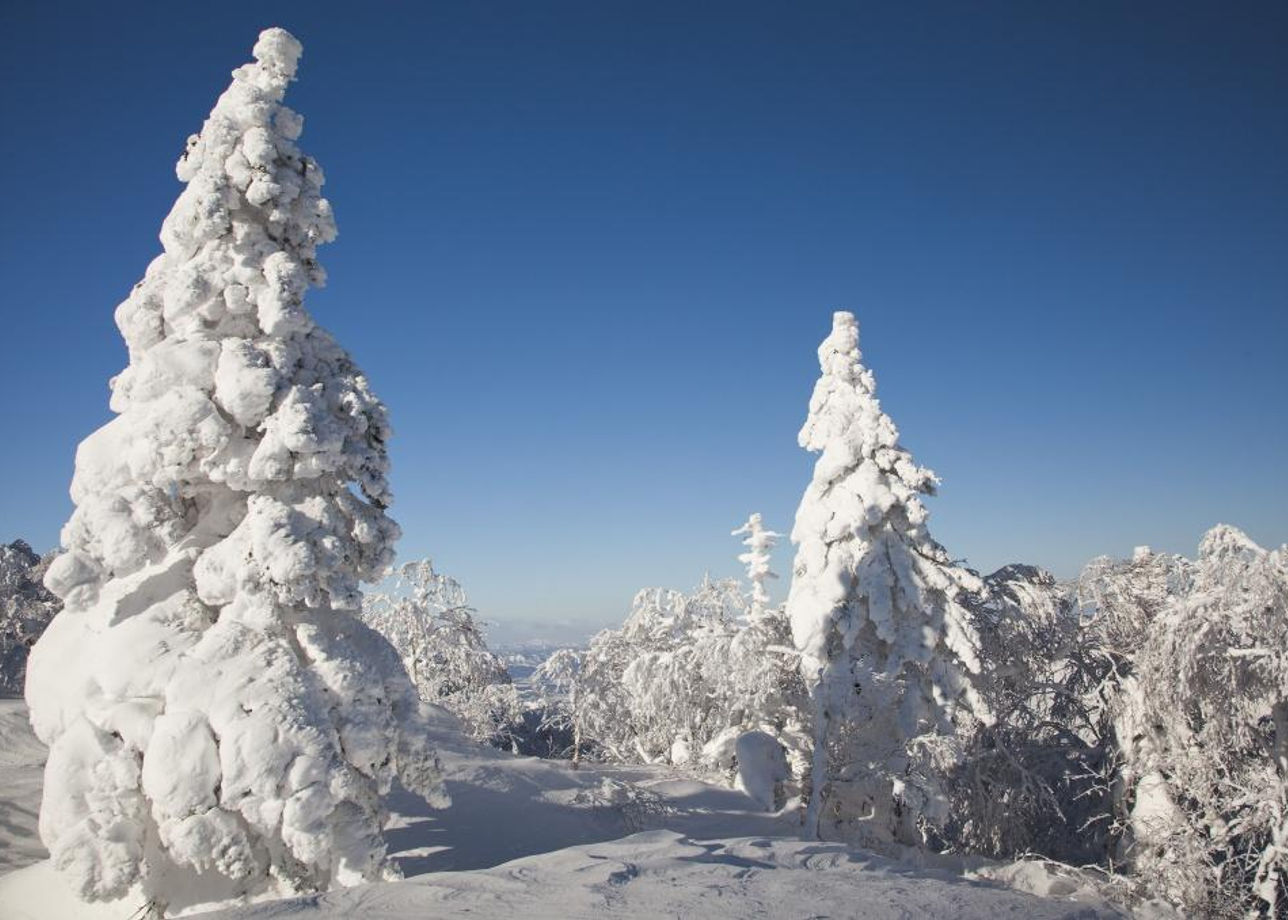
[785, 312, 988, 846]
[25, 28, 444, 913]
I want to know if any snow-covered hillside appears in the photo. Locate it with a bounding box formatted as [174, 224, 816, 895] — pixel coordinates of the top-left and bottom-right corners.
[0, 700, 1126, 919]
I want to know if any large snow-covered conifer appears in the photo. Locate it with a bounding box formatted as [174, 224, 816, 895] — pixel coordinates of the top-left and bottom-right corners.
[785, 312, 988, 845]
[25, 29, 444, 913]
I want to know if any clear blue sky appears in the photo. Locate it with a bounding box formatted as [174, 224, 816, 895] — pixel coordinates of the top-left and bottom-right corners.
[1, 1, 1285, 643]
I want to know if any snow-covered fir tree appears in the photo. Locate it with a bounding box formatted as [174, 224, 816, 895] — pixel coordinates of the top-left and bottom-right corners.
[732, 513, 781, 616]
[361, 558, 522, 749]
[24, 29, 444, 913]
[711, 515, 809, 785]
[0, 540, 60, 697]
[785, 311, 989, 846]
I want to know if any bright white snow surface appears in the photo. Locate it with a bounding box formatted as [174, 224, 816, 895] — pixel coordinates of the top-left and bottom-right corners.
[1, 702, 1123, 919]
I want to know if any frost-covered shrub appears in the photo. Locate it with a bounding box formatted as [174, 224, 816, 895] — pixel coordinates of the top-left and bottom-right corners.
[528, 646, 591, 762]
[25, 30, 444, 914]
[949, 565, 1116, 864]
[570, 778, 673, 833]
[1121, 527, 1288, 917]
[988, 529, 1288, 915]
[362, 559, 522, 749]
[578, 578, 744, 764]
[550, 519, 807, 786]
[1071, 543, 1195, 868]
[784, 312, 989, 847]
[0, 540, 60, 697]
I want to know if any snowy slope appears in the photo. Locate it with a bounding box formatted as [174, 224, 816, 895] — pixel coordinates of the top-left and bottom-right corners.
[0, 700, 45, 874]
[1, 702, 1125, 918]
[206, 831, 1116, 920]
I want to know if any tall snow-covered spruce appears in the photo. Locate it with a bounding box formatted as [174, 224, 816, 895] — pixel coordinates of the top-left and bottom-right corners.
[786, 312, 988, 846]
[25, 29, 444, 913]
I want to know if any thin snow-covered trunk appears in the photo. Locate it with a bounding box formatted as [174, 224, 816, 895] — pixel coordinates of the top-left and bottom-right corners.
[571, 681, 583, 768]
[804, 667, 830, 840]
[1273, 701, 1288, 778]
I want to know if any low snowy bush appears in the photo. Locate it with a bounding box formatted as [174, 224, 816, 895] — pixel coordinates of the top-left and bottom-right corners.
[954, 529, 1288, 917]
[570, 778, 674, 833]
[948, 564, 1117, 864]
[539, 518, 808, 792]
[1120, 528, 1288, 917]
[362, 559, 523, 750]
[734, 730, 791, 810]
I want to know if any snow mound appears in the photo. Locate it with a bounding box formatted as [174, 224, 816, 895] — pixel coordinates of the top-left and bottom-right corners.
[733, 730, 787, 810]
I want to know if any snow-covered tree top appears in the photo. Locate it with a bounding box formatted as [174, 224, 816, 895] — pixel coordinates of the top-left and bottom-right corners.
[797, 312, 938, 498]
[252, 26, 303, 79]
[146, 25, 335, 345]
[788, 311, 978, 683]
[44, 24, 399, 617]
[1198, 522, 1267, 568]
[732, 513, 781, 615]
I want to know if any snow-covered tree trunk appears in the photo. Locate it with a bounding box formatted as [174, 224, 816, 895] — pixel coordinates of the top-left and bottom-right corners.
[25, 29, 444, 914]
[785, 312, 988, 846]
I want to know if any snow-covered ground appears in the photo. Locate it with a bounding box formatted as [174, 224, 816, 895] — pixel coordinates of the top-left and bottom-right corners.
[1, 700, 1126, 919]
[0, 701, 44, 874]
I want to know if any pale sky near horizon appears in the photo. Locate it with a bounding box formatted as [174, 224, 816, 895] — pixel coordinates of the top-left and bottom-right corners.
[1, 1, 1285, 644]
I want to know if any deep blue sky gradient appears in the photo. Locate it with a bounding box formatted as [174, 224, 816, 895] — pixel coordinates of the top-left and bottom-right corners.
[1, 1, 1285, 641]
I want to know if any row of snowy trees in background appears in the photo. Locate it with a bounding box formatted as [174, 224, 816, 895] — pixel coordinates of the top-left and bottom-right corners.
[522, 308, 1288, 917]
[533, 515, 810, 804]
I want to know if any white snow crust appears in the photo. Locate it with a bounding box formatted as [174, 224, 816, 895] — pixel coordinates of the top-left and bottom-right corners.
[0, 700, 1128, 919]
